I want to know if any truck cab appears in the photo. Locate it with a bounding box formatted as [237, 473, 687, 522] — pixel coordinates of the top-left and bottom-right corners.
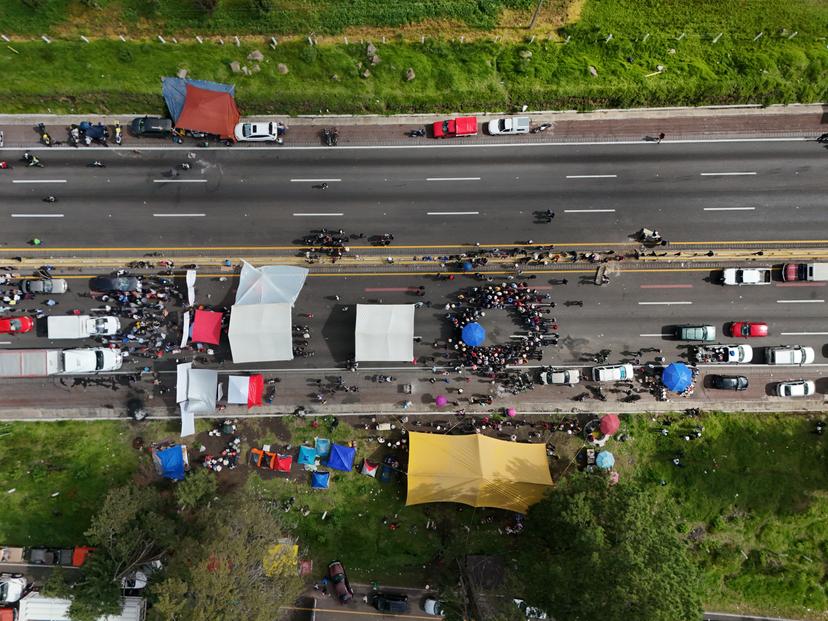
[722, 267, 771, 285]
[432, 116, 477, 138]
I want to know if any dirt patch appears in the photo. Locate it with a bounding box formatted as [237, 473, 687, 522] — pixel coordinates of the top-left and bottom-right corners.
[565, 0, 588, 24]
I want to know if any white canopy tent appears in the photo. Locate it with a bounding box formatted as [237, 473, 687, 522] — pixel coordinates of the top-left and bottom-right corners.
[355, 304, 415, 362]
[176, 364, 219, 437]
[228, 303, 293, 363]
[235, 262, 308, 306]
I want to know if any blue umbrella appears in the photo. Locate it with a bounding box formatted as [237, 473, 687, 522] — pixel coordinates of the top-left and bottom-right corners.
[461, 261, 474, 272]
[461, 322, 485, 346]
[596, 451, 615, 470]
[662, 362, 692, 392]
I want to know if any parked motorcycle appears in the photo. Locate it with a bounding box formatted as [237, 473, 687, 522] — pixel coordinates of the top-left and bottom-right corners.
[113, 120, 122, 145]
[68, 125, 81, 148]
[37, 122, 53, 146]
[407, 128, 426, 137]
[530, 123, 552, 134]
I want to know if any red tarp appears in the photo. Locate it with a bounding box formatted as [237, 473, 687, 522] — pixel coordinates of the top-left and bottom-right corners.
[247, 374, 264, 408]
[600, 414, 621, 435]
[192, 309, 223, 345]
[72, 546, 93, 567]
[175, 84, 240, 140]
[276, 454, 293, 472]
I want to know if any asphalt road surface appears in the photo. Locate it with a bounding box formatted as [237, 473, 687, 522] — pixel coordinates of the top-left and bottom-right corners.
[1, 142, 827, 248]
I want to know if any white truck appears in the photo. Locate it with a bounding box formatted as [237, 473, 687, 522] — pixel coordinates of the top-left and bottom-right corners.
[691, 344, 753, 364]
[766, 345, 815, 365]
[782, 262, 828, 282]
[722, 267, 772, 285]
[47, 315, 120, 339]
[0, 348, 122, 377]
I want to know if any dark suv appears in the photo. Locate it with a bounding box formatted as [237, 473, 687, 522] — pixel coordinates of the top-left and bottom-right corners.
[130, 116, 173, 138]
[371, 592, 409, 613]
[710, 375, 749, 391]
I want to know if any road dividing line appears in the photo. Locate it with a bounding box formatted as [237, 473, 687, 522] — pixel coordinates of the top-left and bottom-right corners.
[700, 172, 757, 176]
[565, 174, 618, 179]
[703, 207, 755, 211]
[290, 178, 341, 183]
[293, 213, 344, 217]
[425, 177, 481, 181]
[780, 332, 828, 335]
[12, 179, 67, 184]
[152, 179, 208, 183]
[777, 299, 824, 304]
[564, 209, 615, 213]
[638, 301, 693, 305]
[639, 333, 672, 337]
[152, 213, 206, 217]
[11, 213, 64, 218]
[426, 211, 479, 215]
[640, 284, 693, 289]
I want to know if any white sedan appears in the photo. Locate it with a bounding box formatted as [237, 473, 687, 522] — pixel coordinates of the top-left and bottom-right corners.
[487, 116, 530, 135]
[233, 121, 286, 142]
[776, 380, 816, 397]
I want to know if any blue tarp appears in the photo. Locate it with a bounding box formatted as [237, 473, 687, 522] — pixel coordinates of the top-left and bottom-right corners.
[154, 445, 186, 481]
[596, 451, 615, 470]
[327, 444, 356, 472]
[161, 77, 235, 123]
[662, 362, 693, 393]
[461, 322, 486, 346]
[314, 437, 331, 458]
[298, 445, 317, 465]
[311, 471, 330, 489]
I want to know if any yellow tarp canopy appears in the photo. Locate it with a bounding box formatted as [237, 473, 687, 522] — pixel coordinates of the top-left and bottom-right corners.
[263, 541, 298, 577]
[406, 432, 553, 514]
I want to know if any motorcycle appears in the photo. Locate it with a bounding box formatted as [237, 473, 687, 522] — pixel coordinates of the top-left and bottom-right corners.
[407, 128, 426, 137]
[321, 127, 339, 146]
[0, 161, 10, 169]
[37, 122, 53, 146]
[21, 152, 43, 167]
[531, 123, 552, 134]
[87, 161, 106, 168]
[113, 120, 122, 145]
[68, 125, 81, 148]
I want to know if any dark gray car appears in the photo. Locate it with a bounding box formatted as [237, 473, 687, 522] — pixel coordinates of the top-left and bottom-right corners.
[710, 375, 749, 390]
[130, 116, 173, 138]
[89, 276, 141, 292]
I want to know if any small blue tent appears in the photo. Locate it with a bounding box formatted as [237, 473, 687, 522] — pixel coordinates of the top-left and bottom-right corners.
[162, 77, 235, 123]
[327, 444, 356, 472]
[662, 362, 693, 393]
[311, 471, 330, 489]
[596, 451, 615, 470]
[314, 437, 331, 458]
[153, 445, 187, 481]
[461, 322, 485, 346]
[298, 445, 317, 465]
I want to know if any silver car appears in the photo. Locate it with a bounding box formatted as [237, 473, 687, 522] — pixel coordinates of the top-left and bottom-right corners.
[487, 117, 530, 135]
[21, 278, 68, 294]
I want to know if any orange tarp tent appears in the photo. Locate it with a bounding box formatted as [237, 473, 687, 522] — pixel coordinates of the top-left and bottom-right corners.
[175, 84, 240, 140]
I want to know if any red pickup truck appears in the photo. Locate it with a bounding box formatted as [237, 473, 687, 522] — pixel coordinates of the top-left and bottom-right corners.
[432, 116, 478, 138]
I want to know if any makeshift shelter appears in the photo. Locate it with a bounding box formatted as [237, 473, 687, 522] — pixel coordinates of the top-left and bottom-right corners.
[461, 322, 486, 346]
[355, 304, 415, 362]
[173, 83, 240, 140]
[275, 454, 293, 473]
[311, 471, 330, 489]
[596, 451, 615, 470]
[327, 444, 356, 472]
[228, 303, 293, 363]
[176, 364, 218, 437]
[250, 448, 276, 470]
[227, 374, 264, 408]
[17, 594, 146, 621]
[235, 262, 308, 306]
[406, 432, 553, 514]
[662, 362, 693, 393]
[298, 445, 317, 466]
[599, 414, 621, 435]
[191, 309, 223, 345]
[162, 76, 235, 124]
[361, 459, 379, 477]
[152, 445, 189, 481]
[263, 540, 298, 577]
[314, 437, 331, 458]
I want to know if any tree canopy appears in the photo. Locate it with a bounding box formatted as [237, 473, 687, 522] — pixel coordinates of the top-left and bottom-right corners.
[516, 474, 702, 621]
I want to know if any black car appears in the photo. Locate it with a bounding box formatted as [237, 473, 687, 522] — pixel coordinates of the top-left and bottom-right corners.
[710, 375, 749, 391]
[130, 116, 173, 138]
[89, 276, 141, 293]
[371, 592, 409, 613]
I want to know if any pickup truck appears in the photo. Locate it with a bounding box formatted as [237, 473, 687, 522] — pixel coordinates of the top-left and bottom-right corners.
[0, 348, 122, 377]
[432, 116, 477, 138]
[47, 315, 120, 339]
[676, 325, 716, 341]
[766, 345, 815, 365]
[722, 267, 772, 285]
[691, 344, 753, 364]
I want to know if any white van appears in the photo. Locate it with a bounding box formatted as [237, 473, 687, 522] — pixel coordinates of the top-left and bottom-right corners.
[592, 364, 634, 382]
[47, 315, 120, 339]
[766, 346, 815, 365]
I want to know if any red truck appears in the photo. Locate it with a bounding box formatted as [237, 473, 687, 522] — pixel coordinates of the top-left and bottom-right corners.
[432, 116, 477, 138]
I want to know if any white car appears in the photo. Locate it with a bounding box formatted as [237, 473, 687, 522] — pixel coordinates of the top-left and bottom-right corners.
[0, 573, 28, 604]
[487, 117, 530, 135]
[233, 121, 285, 142]
[423, 597, 444, 616]
[776, 380, 816, 397]
[538, 368, 580, 385]
[592, 364, 634, 382]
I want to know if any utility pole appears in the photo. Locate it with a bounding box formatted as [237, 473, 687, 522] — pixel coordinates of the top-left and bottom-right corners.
[528, 0, 544, 29]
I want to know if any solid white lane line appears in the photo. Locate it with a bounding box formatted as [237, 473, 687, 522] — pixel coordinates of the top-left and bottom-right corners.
[639, 333, 672, 337]
[293, 213, 344, 217]
[426, 177, 481, 181]
[703, 207, 755, 211]
[290, 178, 341, 182]
[152, 213, 206, 217]
[700, 172, 757, 176]
[564, 209, 616, 213]
[638, 301, 693, 305]
[566, 174, 618, 179]
[12, 179, 67, 184]
[152, 179, 208, 183]
[780, 331, 828, 335]
[11, 213, 64, 218]
[426, 211, 479, 215]
[0, 341, 12, 345]
[777, 299, 824, 304]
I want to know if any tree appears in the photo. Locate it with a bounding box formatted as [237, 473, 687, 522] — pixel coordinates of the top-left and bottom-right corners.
[193, 0, 219, 15]
[174, 468, 217, 511]
[150, 494, 303, 621]
[250, 0, 272, 16]
[515, 474, 702, 621]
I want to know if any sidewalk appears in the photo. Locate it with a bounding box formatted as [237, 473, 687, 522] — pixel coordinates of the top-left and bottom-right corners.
[1, 104, 825, 149]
